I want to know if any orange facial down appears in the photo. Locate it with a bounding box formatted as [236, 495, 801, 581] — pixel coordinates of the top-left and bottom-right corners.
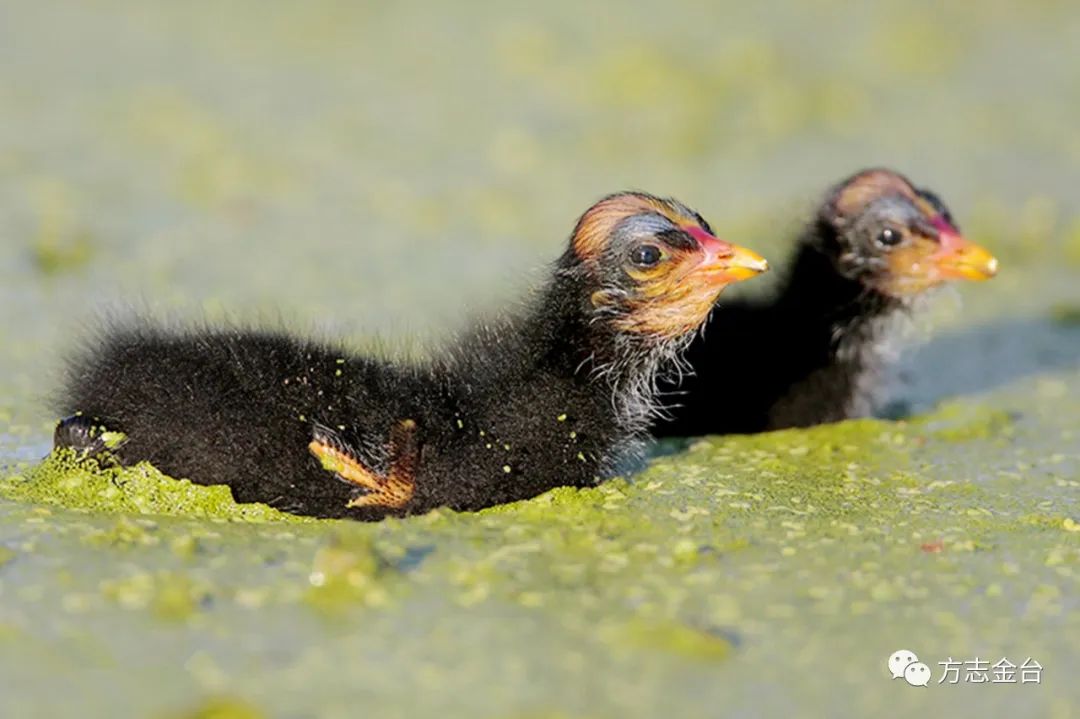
[573, 193, 768, 341]
[879, 216, 998, 297]
[613, 228, 767, 339]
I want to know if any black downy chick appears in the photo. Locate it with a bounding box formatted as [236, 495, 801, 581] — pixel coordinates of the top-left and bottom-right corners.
[654, 168, 998, 437]
[54, 192, 768, 520]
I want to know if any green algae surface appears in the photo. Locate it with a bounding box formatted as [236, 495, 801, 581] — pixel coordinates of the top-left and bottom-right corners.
[1, 451, 308, 523]
[2, 393, 1078, 717]
[2, 1, 1080, 718]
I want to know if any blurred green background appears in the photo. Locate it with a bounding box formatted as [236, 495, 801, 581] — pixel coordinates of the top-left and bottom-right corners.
[0, 1, 1078, 718]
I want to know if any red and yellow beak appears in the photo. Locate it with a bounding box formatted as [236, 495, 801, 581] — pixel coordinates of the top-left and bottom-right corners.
[929, 217, 998, 281]
[685, 226, 769, 285]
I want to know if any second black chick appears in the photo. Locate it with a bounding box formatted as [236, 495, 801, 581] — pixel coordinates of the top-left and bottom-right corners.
[654, 168, 998, 437]
[54, 192, 767, 520]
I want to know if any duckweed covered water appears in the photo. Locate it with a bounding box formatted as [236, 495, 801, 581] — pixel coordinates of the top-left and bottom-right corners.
[1, 1, 1079, 717]
[2, 451, 307, 523]
[2, 395, 1079, 717]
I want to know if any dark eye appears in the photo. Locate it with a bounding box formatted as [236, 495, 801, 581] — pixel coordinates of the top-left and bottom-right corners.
[876, 228, 903, 247]
[630, 244, 663, 267]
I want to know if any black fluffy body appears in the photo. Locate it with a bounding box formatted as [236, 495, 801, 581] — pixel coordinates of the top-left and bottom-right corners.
[56, 193, 724, 520]
[654, 170, 960, 437]
[655, 235, 904, 436]
[59, 290, 633, 519]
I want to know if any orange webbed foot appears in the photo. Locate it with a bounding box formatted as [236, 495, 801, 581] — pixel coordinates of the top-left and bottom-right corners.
[309, 420, 418, 510]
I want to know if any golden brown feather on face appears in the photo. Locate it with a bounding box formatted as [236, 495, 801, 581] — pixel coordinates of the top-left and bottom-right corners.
[567, 192, 768, 342]
[824, 169, 998, 298]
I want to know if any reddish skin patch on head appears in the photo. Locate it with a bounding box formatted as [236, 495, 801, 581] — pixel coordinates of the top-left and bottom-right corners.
[683, 225, 733, 258]
[929, 215, 965, 253]
[929, 215, 955, 233]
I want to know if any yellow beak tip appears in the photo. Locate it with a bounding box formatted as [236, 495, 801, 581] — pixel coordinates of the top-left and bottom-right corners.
[732, 249, 770, 275]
